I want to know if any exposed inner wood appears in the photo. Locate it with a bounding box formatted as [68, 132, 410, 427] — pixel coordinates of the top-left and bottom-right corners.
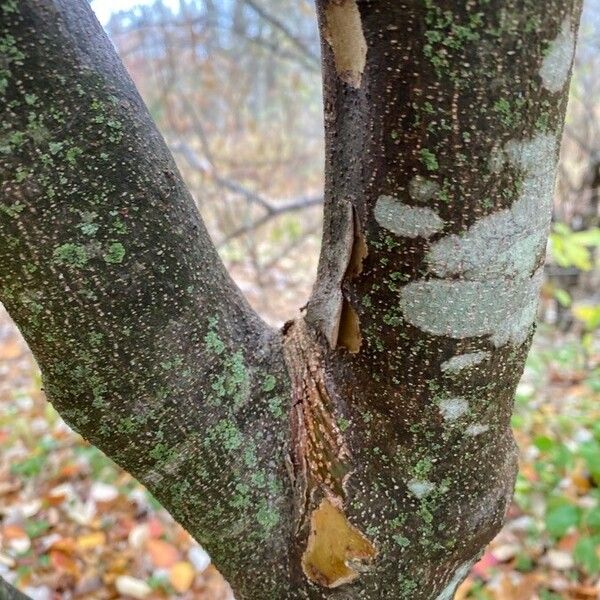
[337, 210, 367, 353]
[301, 498, 378, 588]
[323, 0, 367, 88]
[338, 300, 362, 353]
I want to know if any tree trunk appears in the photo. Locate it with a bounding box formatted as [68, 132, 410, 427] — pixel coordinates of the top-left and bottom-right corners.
[0, 1, 582, 598]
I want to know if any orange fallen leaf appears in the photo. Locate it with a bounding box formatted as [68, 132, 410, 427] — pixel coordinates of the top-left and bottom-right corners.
[0, 340, 22, 360]
[51, 537, 76, 554]
[57, 464, 81, 478]
[45, 487, 69, 506]
[170, 561, 195, 593]
[147, 518, 164, 538]
[520, 463, 539, 483]
[77, 531, 106, 551]
[557, 531, 579, 553]
[50, 549, 78, 574]
[571, 462, 592, 495]
[3, 525, 27, 540]
[568, 583, 600, 598]
[147, 539, 179, 568]
[454, 577, 472, 600]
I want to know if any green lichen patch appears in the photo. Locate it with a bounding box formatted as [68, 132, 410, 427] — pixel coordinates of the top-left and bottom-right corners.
[103, 242, 126, 264]
[52, 243, 89, 268]
[419, 148, 439, 172]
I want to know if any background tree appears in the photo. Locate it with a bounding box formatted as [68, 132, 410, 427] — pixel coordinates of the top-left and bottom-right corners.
[0, 0, 583, 598]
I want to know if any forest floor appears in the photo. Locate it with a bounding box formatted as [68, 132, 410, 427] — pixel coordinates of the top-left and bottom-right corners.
[0, 306, 599, 600]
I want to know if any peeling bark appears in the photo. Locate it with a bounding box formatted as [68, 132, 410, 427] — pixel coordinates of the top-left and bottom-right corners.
[323, 0, 367, 88]
[0, 1, 584, 598]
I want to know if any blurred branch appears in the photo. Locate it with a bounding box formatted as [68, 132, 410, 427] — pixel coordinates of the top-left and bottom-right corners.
[170, 142, 323, 244]
[114, 15, 319, 71]
[243, 0, 320, 67]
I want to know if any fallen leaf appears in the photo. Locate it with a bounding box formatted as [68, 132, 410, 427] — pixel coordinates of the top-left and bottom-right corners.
[492, 543, 520, 562]
[147, 518, 164, 538]
[90, 482, 118, 503]
[76, 531, 106, 551]
[547, 549, 574, 570]
[454, 577, 472, 600]
[115, 575, 151, 599]
[3, 524, 27, 540]
[128, 524, 149, 550]
[170, 561, 195, 593]
[146, 538, 179, 568]
[50, 537, 76, 554]
[50, 549, 78, 575]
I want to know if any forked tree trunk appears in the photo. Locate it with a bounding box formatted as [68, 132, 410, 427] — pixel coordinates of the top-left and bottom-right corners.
[0, 1, 582, 598]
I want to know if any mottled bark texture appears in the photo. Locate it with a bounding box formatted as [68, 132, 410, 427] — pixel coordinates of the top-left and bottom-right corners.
[0, 1, 582, 599]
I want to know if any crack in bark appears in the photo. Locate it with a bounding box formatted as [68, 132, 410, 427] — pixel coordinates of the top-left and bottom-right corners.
[337, 210, 368, 353]
[282, 319, 376, 587]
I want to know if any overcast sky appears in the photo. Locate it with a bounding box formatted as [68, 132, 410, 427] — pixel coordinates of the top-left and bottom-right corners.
[91, 0, 179, 25]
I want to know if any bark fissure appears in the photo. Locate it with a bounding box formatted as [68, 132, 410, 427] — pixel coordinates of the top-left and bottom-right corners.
[283, 320, 351, 510]
[282, 318, 377, 589]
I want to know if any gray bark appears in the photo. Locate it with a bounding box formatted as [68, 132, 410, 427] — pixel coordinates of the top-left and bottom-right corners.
[0, 1, 583, 598]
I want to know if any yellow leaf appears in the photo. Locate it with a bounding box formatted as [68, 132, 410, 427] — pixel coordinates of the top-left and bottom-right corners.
[169, 561, 195, 593]
[77, 531, 106, 551]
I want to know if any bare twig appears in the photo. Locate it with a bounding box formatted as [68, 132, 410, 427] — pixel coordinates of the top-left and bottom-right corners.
[243, 0, 320, 67]
[170, 142, 323, 244]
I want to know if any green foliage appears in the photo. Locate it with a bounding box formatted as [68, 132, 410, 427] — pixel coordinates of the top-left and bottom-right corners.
[11, 455, 46, 477]
[544, 504, 580, 537]
[550, 223, 600, 271]
[549, 223, 600, 333]
[574, 536, 600, 573]
[510, 334, 600, 579]
[24, 519, 50, 538]
[573, 304, 600, 331]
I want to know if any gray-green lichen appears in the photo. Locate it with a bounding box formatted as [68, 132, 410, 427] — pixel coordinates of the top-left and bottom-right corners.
[539, 17, 576, 93]
[466, 423, 489, 437]
[407, 479, 435, 499]
[374, 195, 444, 239]
[438, 397, 469, 422]
[399, 267, 544, 346]
[441, 351, 490, 373]
[409, 176, 441, 203]
[428, 134, 556, 280]
[399, 133, 557, 346]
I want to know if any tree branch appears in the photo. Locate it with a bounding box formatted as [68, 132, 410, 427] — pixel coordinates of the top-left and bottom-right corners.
[0, 578, 31, 600]
[0, 1, 296, 596]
